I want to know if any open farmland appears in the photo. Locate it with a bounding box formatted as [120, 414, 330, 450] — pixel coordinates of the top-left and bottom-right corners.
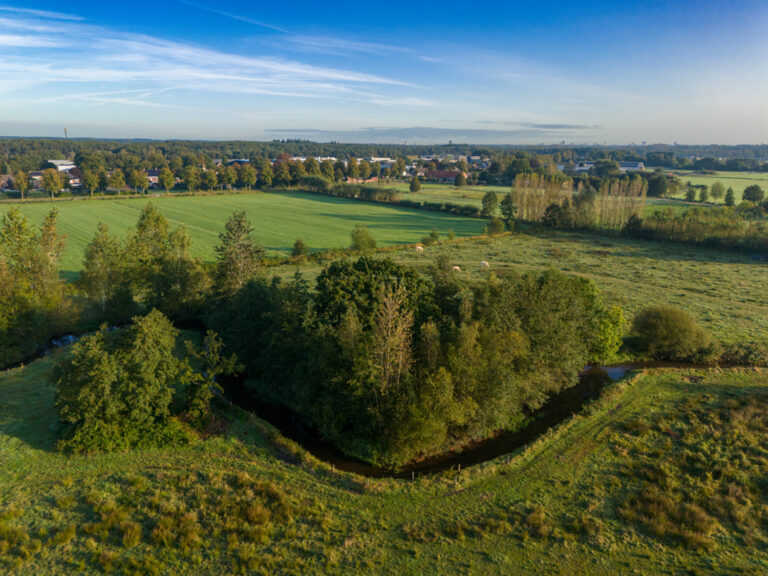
[665, 170, 768, 203]
[0, 191, 484, 275]
[386, 182, 508, 207]
[267, 229, 768, 345]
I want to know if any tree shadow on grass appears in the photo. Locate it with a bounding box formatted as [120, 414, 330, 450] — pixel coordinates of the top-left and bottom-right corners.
[541, 230, 763, 266]
[315, 210, 483, 235]
[0, 358, 60, 452]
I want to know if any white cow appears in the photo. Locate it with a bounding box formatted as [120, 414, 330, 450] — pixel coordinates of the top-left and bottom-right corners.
[452, 265, 461, 272]
[415, 245, 424, 253]
[481, 261, 490, 268]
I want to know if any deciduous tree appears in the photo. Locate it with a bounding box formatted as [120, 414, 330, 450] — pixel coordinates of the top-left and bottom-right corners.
[42, 168, 61, 199]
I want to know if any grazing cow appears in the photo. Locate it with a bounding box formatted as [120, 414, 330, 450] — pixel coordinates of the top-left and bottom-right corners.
[452, 265, 461, 272]
[481, 261, 490, 268]
[415, 245, 424, 252]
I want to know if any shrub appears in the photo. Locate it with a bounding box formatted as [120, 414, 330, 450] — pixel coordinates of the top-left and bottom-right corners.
[486, 218, 505, 236]
[631, 305, 711, 361]
[291, 238, 309, 257]
[421, 229, 439, 246]
[719, 341, 768, 366]
[350, 225, 377, 254]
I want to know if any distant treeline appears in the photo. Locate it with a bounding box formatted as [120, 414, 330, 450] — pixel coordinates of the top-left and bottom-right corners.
[1, 137, 766, 174]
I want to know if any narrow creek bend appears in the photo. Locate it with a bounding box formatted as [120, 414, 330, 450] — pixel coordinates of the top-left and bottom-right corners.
[222, 362, 679, 478]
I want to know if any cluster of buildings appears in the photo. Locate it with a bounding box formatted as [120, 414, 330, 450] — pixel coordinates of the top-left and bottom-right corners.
[17, 160, 84, 190]
[567, 161, 645, 173]
[0, 153, 495, 191]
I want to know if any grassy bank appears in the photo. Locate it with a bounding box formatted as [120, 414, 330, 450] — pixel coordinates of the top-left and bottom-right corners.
[1, 352, 767, 574]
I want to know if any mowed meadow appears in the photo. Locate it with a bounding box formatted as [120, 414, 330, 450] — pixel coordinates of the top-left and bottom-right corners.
[0, 191, 484, 275]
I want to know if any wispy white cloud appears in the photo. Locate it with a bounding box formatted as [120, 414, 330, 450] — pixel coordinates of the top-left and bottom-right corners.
[175, 0, 287, 33]
[0, 13, 417, 108]
[0, 33, 64, 47]
[179, 0, 411, 57]
[0, 4, 82, 21]
[273, 34, 413, 56]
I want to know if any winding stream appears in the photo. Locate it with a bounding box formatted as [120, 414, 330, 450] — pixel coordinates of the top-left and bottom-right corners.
[224, 362, 674, 478]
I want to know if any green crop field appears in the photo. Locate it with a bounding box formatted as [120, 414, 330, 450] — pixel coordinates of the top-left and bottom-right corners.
[663, 170, 768, 204]
[2, 353, 767, 574]
[0, 191, 484, 276]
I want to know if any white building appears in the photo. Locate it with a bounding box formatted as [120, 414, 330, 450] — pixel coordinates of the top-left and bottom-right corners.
[47, 159, 76, 172]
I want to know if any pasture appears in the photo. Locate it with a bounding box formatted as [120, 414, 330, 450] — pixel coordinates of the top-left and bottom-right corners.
[1, 352, 766, 574]
[385, 182, 507, 207]
[665, 169, 768, 203]
[389, 231, 768, 344]
[0, 191, 484, 275]
[271, 229, 768, 345]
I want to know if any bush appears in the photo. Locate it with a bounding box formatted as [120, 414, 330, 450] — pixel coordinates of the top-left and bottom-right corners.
[421, 229, 439, 246]
[631, 306, 711, 361]
[291, 239, 309, 257]
[350, 225, 376, 253]
[486, 218, 505, 236]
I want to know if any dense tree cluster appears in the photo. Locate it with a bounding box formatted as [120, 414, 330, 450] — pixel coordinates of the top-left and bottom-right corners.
[513, 173, 647, 230]
[78, 203, 208, 324]
[0, 208, 70, 366]
[54, 311, 237, 453]
[209, 257, 625, 466]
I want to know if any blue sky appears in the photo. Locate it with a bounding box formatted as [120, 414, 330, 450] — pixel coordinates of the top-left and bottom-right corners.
[0, 0, 766, 143]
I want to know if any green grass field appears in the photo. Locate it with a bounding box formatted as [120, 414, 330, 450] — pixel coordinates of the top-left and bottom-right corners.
[385, 182, 509, 208]
[0, 191, 484, 275]
[2, 352, 767, 574]
[384, 181, 692, 217]
[663, 169, 768, 204]
[271, 229, 768, 345]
